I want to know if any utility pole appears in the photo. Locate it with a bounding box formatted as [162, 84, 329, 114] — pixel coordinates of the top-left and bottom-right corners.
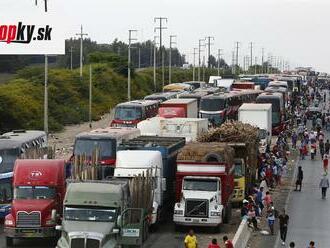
[89, 65, 92, 129]
[75, 25, 88, 78]
[128, 29, 138, 101]
[193, 48, 197, 81]
[138, 47, 141, 69]
[231, 51, 235, 74]
[235, 42, 240, 74]
[44, 55, 48, 136]
[217, 49, 223, 76]
[169, 35, 177, 84]
[205, 36, 214, 68]
[202, 56, 206, 82]
[254, 57, 257, 74]
[249, 42, 253, 68]
[198, 39, 205, 81]
[153, 36, 159, 92]
[70, 47, 73, 70]
[154, 17, 168, 88]
[261, 48, 265, 74]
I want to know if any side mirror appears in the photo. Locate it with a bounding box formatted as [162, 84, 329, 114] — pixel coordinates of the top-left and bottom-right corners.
[117, 215, 122, 227]
[51, 209, 57, 222]
[55, 225, 62, 231]
[162, 178, 167, 191]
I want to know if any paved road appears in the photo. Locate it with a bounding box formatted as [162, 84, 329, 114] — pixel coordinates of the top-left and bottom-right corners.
[275, 149, 330, 248]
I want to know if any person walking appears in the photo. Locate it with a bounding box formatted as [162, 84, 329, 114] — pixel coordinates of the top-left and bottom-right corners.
[323, 154, 329, 172]
[295, 166, 303, 191]
[208, 238, 220, 248]
[325, 139, 330, 154]
[278, 209, 289, 246]
[222, 236, 234, 248]
[267, 207, 276, 235]
[184, 229, 198, 248]
[319, 174, 330, 199]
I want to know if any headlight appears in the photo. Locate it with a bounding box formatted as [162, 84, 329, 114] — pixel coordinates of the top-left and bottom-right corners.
[174, 210, 183, 215]
[5, 220, 14, 226]
[210, 211, 221, 217]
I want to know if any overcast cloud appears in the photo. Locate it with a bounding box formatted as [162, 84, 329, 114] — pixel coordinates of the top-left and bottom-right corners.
[1, 0, 330, 72]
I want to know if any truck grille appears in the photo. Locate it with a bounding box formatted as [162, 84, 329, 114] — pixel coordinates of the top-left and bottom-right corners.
[87, 238, 100, 248]
[185, 199, 208, 218]
[16, 211, 41, 227]
[71, 238, 85, 248]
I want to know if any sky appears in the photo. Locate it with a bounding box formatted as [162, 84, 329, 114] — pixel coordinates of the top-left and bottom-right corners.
[1, 0, 330, 72]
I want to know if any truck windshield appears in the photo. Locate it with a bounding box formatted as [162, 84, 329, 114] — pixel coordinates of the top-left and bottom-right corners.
[64, 206, 117, 222]
[115, 107, 142, 121]
[0, 148, 20, 174]
[234, 162, 244, 178]
[74, 139, 114, 158]
[200, 98, 226, 111]
[183, 179, 218, 191]
[14, 186, 56, 200]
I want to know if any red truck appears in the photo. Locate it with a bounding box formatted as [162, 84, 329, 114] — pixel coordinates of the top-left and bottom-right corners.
[173, 143, 235, 231]
[158, 98, 198, 118]
[4, 159, 66, 246]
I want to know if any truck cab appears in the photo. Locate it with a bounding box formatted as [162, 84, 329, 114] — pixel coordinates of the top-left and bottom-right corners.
[232, 158, 246, 203]
[114, 150, 163, 225]
[5, 159, 66, 246]
[56, 181, 130, 248]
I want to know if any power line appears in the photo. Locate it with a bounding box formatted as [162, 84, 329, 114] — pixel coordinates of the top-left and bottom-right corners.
[154, 17, 168, 89]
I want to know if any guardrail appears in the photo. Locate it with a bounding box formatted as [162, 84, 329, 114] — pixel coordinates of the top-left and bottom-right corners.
[232, 218, 251, 248]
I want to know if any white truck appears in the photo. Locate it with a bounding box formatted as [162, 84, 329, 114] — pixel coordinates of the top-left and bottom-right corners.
[114, 150, 164, 225]
[137, 117, 208, 142]
[238, 103, 272, 153]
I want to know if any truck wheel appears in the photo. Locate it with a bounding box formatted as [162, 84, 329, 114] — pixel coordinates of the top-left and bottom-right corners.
[6, 237, 13, 247]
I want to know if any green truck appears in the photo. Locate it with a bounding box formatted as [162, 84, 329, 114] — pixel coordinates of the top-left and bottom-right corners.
[56, 180, 150, 248]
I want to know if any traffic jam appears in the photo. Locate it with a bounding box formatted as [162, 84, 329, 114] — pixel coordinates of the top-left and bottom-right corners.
[0, 72, 311, 247]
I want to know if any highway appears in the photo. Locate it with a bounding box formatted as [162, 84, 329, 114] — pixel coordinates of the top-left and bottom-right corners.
[274, 142, 330, 248]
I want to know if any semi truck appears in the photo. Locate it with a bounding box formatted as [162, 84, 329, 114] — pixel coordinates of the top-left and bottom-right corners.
[118, 136, 185, 223]
[173, 143, 235, 231]
[73, 127, 140, 178]
[238, 103, 272, 153]
[137, 117, 208, 142]
[56, 180, 150, 248]
[5, 159, 67, 246]
[116, 136, 185, 225]
[158, 98, 198, 118]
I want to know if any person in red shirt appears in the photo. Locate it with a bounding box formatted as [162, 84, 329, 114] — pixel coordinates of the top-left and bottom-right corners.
[323, 154, 328, 172]
[208, 238, 220, 248]
[223, 236, 234, 248]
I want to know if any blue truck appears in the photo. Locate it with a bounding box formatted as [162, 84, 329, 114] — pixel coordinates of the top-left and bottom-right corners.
[117, 136, 186, 221]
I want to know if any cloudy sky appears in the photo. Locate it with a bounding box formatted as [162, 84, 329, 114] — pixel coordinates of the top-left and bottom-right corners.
[1, 0, 330, 72]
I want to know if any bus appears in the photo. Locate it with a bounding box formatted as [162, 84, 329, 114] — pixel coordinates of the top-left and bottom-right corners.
[256, 92, 285, 134]
[199, 90, 261, 126]
[178, 91, 209, 109]
[0, 130, 47, 218]
[111, 100, 159, 127]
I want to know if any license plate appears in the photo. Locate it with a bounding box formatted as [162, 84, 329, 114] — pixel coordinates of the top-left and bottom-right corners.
[21, 229, 37, 233]
[192, 219, 199, 223]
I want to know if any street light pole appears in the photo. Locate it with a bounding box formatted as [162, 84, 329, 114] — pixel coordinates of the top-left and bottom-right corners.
[44, 55, 48, 136]
[128, 29, 138, 101]
[76, 25, 88, 78]
[169, 35, 176, 84]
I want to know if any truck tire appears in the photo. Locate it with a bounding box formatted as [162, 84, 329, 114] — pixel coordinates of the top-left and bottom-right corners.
[223, 203, 232, 224]
[6, 237, 13, 247]
[202, 153, 223, 163]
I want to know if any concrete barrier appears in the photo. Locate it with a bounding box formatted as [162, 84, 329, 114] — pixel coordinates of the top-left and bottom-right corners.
[232, 219, 251, 248]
